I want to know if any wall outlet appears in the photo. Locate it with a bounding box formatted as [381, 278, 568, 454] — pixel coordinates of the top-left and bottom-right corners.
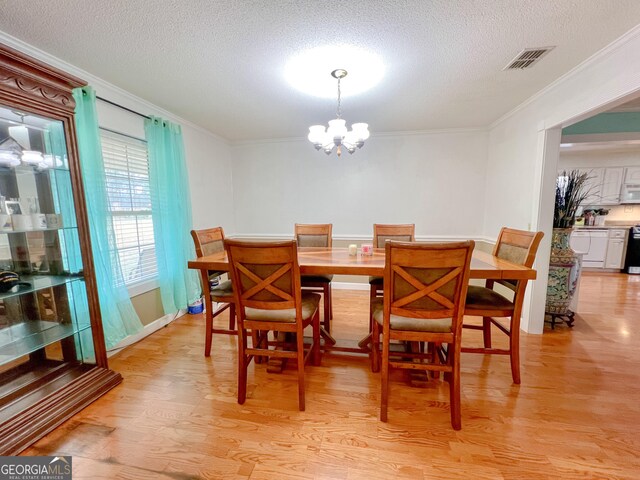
[624, 205, 634, 213]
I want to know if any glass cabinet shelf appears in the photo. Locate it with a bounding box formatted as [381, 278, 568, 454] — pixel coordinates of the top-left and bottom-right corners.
[0, 166, 70, 174]
[0, 226, 77, 234]
[0, 275, 83, 302]
[0, 322, 90, 367]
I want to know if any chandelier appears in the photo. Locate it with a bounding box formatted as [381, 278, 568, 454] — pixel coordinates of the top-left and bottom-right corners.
[307, 69, 370, 156]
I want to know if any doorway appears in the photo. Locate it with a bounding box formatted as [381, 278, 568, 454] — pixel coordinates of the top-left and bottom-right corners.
[533, 93, 640, 331]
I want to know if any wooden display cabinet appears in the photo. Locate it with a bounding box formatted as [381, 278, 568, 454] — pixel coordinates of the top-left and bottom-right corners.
[0, 44, 122, 455]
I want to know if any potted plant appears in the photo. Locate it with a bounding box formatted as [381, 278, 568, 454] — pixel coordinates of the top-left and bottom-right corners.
[546, 170, 593, 317]
[553, 170, 592, 228]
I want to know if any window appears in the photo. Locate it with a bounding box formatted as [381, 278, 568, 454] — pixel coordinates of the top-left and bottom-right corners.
[100, 129, 158, 287]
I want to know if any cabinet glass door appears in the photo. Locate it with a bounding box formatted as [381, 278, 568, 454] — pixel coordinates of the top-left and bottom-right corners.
[0, 106, 94, 398]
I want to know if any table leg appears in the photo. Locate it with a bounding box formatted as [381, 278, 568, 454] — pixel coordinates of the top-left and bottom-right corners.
[266, 332, 288, 373]
[357, 333, 372, 350]
[321, 327, 336, 346]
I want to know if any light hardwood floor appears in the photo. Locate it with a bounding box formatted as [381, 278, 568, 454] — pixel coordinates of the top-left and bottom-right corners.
[23, 272, 640, 479]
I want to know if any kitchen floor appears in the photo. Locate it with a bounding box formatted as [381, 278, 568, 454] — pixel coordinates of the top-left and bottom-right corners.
[572, 270, 639, 322]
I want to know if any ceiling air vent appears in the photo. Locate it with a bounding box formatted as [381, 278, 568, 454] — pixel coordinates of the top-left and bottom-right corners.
[504, 47, 555, 70]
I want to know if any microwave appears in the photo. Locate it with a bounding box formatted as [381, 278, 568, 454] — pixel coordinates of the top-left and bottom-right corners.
[621, 184, 640, 204]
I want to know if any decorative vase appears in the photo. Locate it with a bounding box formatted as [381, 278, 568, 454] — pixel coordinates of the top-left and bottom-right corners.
[545, 228, 582, 315]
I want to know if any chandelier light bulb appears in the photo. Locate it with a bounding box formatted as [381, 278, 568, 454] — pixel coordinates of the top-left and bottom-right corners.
[308, 125, 326, 149]
[352, 123, 370, 141]
[328, 119, 347, 145]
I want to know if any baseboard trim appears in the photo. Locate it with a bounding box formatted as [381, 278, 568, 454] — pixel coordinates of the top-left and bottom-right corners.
[108, 310, 186, 355]
[331, 282, 370, 291]
[231, 233, 496, 244]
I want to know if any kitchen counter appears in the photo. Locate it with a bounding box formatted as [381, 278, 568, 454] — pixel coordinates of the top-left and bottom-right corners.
[573, 224, 637, 229]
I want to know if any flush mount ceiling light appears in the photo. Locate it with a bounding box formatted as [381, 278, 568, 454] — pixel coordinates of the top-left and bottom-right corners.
[307, 69, 370, 157]
[285, 45, 384, 98]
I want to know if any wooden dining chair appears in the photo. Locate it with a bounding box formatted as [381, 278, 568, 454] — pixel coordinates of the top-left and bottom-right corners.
[225, 239, 321, 411]
[191, 227, 236, 357]
[368, 224, 415, 334]
[370, 240, 474, 430]
[295, 224, 334, 333]
[461, 227, 544, 384]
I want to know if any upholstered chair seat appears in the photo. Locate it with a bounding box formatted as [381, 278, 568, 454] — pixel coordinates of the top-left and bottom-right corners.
[371, 298, 452, 332]
[465, 286, 514, 311]
[303, 274, 334, 283]
[245, 292, 321, 322]
[210, 279, 234, 299]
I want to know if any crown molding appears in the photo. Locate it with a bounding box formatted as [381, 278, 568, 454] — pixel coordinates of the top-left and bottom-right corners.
[489, 23, 640, 130]
[229, 127, 489, 147]
[0, 31, 230, 145]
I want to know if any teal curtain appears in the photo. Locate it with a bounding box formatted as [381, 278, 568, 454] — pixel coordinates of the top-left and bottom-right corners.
[44, 123, 82, 272]
[145, 116, 199, 313]
[73, 86, 144, 347]
[44, 122, 92, 361]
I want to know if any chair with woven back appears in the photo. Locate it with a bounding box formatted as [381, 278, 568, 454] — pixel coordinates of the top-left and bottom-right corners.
[225, 239, 321, 411]
[295, 223, 333, 333]
[370, 240, 475, 430]
[191, 227, 236, 357]
[462, 227, 544, 384]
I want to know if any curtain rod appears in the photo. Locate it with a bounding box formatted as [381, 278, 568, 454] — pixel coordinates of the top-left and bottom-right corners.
[96, 95, 151, 120]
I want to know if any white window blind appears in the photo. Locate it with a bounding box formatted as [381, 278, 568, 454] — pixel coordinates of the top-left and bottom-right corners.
[100, 129, 158, 287]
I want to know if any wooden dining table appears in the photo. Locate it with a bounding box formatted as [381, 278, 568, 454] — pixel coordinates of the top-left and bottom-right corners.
[188, 246, 537, 354]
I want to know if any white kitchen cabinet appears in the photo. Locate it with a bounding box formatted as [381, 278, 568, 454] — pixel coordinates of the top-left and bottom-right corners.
[568, 167, 625, 206]
[604, 229, 629, 269]
[600, 167, 624, 205]
[570, 228, 629, 270]
[605, 239, 626, 269]
[624, 166, 640, 184]
[577, 168, 604, 206]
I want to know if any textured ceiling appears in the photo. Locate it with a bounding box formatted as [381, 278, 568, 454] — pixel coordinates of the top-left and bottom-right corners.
[1, 1, 640, 141]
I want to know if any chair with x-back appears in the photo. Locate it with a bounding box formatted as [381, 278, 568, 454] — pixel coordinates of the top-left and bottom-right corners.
[191, 227, 236, 357]
[370, 240, 474, 430]
[225, 239, 321, 411]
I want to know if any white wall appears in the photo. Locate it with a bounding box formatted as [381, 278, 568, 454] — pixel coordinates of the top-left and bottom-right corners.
[231, 130, 489, 239]
[484, 25, 640, 333]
